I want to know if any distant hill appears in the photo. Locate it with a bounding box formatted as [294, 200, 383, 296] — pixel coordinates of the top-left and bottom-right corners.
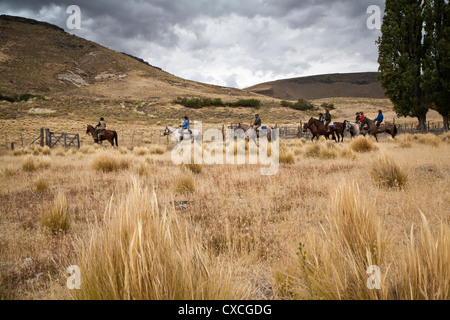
[0, 15, 254, 101]
[245, 72, 386, 100]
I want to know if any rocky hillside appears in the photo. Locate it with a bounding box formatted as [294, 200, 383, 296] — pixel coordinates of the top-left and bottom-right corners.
[246, 72, 386, 100]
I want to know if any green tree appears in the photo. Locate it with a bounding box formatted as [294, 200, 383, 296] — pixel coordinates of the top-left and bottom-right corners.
[377, 0, 430, 130]
[422, 0, 450, 131]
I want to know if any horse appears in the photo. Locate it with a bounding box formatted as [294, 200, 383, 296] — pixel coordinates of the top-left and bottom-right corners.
[302, 118, 337, 142]
[86, 124, 118, 146]
[236, 123, 273, 143]
[359, 117, 397, 142]
[163, 126, 202, 144]
[329, 122, 345, 142]
[343, 120, 361, 138]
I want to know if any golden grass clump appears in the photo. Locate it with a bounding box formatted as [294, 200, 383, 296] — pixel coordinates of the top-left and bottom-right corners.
[40, 191, 70, 236]
[371, 154, 408, 189]
[183, 163, 202, 174]
[393, 213, 450, 300]
[296, 181, 389, 300]
[35, 177, 50, 192]
[132, 146, 148, 156]
[173, 174, 196, 194]
[416, 134, 441, 147]
[279, 152, 295, 164]
[22, 155, 37, 172]
[349, 136, 379, 153]
[395, 135, 413, 148]
[92, 151, 132, 172]
[149, 145, 166, 155]
[73, 177, 249, 299]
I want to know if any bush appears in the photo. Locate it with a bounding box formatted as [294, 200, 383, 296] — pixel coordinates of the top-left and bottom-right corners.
[229, 99, 261, 109]
[35, 177, 50, 192]
[22, 156, 37, 172]
[320, 102, 335, 110]
[281, 98, 315, 111]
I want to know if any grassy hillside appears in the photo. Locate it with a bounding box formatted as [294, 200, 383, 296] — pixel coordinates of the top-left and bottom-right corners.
[246, 72, 386, 100]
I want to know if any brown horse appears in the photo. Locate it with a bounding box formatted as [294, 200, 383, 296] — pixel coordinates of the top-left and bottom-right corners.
[86, 124, 118, 146]
[360, 117, 397, 142]
[328, 122, 345, 142]
[236, 123, 273, 142]
[303, 118, 337, 142]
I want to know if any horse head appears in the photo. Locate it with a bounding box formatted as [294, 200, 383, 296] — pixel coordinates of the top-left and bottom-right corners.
[163, 126, 171, 136]
[86, 124, 93, 135]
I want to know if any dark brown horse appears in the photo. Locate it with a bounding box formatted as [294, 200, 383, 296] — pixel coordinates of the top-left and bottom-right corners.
[360, 117, 397, 142]
[303, 118, 337, 142]
[328, 122, 345, 142]
[86, 124, 118, 146]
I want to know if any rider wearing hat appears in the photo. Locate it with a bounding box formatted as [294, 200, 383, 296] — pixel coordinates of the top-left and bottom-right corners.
[94, 117, 106, 141]
[253, 114, 262, 132]
[180, 116, 191, 135]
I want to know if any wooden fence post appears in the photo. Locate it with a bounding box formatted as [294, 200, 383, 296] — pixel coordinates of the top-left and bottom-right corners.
[20, 133, 23, 148]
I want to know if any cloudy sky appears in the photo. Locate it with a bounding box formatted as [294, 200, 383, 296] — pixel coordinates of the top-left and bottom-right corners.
[1, 0, 385, 88]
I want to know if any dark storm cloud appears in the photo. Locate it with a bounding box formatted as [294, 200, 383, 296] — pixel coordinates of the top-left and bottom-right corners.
[0, 0, 386, 88]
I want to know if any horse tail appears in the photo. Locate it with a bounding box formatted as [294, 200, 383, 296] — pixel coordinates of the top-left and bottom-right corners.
[114, 131, 118, 146]
[393, 124, 398, 138]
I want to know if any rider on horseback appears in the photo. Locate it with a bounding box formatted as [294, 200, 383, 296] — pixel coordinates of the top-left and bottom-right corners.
[180, 116, 191, 136]
[253, 114, 262, 133]
[94, 117, 106, 141]
[374, 110, 384, 127]
[324, 109, 331, 129]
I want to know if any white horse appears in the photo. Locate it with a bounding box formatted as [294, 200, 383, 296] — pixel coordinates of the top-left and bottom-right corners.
[163, 126, 202, 144]
[343, 120, 361, 138]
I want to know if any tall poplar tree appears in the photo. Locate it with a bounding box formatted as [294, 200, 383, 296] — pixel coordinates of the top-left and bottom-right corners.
[423, 0, 450, 131]
[377, 0, 429, 130]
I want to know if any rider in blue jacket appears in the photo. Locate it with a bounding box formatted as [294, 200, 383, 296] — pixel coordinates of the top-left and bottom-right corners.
[180, 116, 190, 135]
[374, 110, 384, 127]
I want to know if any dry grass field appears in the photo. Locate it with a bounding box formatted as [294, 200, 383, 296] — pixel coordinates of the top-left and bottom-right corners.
[0, 128, 449, 300]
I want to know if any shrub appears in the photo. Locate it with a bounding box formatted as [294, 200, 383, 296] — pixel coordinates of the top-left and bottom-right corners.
[320, 102, 335, 110]
[229, 99, 261, 109]
[349, 136, 378, 153]
[40, 192, 70, 236]
[371, 154, 408, 189]
[281, 98, 315, 111]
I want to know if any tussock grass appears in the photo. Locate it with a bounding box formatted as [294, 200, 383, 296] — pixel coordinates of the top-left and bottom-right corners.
[350, 136, 378, 153]
[279, 152, 295, 164]
[35, 177, 49, 192]
[371, 154, 408, 189]
[22, 155, 37, 172]
[415, 134, 441, 147]
[393, 212, 450, 300]
[173, 175, 196, 194]
[296, 181, 389, 300]
[40, 192, 70, 236]
[91, 152, 132, 172]
[149, 145, 166, 155]
[132, 146, 148, 156]
[74, 177, 249, 299]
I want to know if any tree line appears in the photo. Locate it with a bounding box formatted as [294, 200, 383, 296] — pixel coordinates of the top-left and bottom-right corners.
[377, 0, 449, 131]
